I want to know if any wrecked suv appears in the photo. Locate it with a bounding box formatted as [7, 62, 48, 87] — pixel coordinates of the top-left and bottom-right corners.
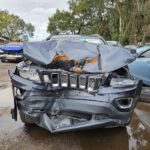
[9, 35, 142, 133]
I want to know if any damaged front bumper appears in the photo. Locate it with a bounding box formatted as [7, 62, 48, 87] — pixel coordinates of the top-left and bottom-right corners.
[9, 69, 142, 133]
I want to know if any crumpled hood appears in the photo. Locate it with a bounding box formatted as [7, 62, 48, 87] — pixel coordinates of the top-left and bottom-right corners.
[23, 39, 136, 73]
[98, 45, 136, 72]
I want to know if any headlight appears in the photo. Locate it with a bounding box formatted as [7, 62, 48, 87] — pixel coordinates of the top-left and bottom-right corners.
[110, 78, 135, 87]
[18, 66, 40, 82]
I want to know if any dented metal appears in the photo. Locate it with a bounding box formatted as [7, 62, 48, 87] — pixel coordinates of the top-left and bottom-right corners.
[9, 35, 142, 133]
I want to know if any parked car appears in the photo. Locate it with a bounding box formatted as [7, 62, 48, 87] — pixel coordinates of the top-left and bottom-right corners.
[107, 41, 122, 47]
[124, 45, 144, 50]
[9, 35, 142, 133]
[129, 45, 150, 102]
[145, 43, 150, 46]
[0, 43, 23, 62]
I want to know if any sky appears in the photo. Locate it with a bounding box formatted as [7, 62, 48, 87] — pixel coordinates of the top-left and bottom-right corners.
[0, 0, 69, 41]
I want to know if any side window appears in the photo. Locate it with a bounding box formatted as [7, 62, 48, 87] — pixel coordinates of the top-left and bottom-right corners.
[140, 49, 150, 58]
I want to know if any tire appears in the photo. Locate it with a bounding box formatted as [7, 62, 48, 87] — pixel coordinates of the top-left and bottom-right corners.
[19, 111, 33, 124]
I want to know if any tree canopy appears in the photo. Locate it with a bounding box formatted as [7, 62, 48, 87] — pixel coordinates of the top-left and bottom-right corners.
[47, 0, 150, 45]
[0, 10, 35, 41]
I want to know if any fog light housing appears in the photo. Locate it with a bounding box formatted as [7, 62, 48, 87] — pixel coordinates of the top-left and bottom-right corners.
[14, 87, 24, 98]
[115, 98, 133, 110]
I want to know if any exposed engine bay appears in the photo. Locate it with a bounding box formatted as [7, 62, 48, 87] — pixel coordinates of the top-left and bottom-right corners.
[48, 51, 98, 73]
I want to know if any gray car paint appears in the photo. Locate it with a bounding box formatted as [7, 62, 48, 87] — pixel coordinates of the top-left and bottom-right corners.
[9, 35, 141, 133]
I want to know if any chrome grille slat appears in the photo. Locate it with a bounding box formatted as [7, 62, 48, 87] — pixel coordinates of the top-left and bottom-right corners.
[88, 78, 96, 91]
[51, 73, 59, 87]
[79, 76, 86, 89]
[70, 75, 77, 88]
[68, 74, 70, 87]
[61, 74, 68, 87]
[40, 71, 101, 91]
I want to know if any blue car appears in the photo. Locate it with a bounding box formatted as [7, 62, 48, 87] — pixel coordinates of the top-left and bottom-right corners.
[129, 46, 150, 101]
[0, 43, 23, 62]
[129, 46, 150, 86]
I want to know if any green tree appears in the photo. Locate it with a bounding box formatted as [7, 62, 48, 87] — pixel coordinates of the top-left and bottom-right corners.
[0, 10, 35, 41]
[47, 9, 73, 35]
[47, 0, 150, 45]
[110, 0, 150, 44]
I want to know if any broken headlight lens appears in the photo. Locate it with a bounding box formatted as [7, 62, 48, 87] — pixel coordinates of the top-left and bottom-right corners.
[18, 67, 40, 82]
[110, 78, 135, 87]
